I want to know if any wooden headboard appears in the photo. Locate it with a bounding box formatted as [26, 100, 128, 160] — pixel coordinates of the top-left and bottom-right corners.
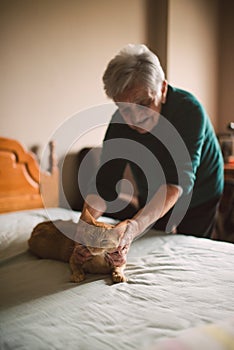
[0, 137, 59, 213]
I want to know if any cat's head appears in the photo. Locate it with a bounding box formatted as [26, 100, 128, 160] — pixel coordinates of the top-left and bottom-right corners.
[76, 209, 127, 255]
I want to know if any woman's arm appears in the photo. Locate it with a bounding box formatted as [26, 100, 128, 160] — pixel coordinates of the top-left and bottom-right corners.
[106, 184, 181, 267]
[121, 184, 181, 244]
[82, 194, 107, 219]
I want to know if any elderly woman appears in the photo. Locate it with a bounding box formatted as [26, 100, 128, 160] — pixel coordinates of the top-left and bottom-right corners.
[76, 44, 224, 265]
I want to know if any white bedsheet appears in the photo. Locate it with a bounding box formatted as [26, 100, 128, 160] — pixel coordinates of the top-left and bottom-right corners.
[0, 208, 234, 350]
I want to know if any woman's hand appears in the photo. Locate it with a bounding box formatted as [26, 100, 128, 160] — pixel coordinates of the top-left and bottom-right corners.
[119, 219, 140, 247]
[105, 244, 130, 267]
[72, 243, 92, 265]
[106, 219, 140, 267]
[72, 217, 93, 265]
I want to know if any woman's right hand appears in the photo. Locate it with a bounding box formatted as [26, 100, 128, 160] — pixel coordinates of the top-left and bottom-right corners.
[72, 243, 92, 265]
[119, 219, 140, 247]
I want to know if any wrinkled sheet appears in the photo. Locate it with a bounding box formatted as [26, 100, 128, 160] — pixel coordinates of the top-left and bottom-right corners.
[0, 208, 234, 350]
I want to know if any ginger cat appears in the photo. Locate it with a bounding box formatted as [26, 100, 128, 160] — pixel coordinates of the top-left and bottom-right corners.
[28, 209, 128, 283]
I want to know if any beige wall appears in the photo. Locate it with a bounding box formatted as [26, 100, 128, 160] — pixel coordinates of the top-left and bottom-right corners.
[2, 0, 233, 207]
[218, 0, 234, 133]
[1, 0, 146, 157]
[1, 0, 233, 155]
[167, 0, 219, 129]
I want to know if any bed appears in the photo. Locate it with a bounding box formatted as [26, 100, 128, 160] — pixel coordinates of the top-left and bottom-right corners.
[0, 137, 234, 350]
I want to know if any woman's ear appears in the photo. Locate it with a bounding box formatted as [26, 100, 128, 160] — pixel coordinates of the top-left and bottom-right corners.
[161, 80, 168, 104]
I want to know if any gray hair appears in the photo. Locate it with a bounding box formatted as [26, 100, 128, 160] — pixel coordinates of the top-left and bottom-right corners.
[102, 44, 165, 100]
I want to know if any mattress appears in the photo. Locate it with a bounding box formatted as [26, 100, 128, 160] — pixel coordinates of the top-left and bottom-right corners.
[0, 208, 234, 350]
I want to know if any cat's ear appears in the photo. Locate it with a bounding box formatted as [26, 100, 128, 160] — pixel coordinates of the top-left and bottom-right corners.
[80, 208, 96, 225]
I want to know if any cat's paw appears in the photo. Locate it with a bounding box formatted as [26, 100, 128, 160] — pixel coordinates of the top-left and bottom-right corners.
[70, 272, 85, 283]
[112, 270, 127, 283]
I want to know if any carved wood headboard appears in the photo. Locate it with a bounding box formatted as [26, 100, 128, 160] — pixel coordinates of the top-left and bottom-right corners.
[0, 137, 59, 213]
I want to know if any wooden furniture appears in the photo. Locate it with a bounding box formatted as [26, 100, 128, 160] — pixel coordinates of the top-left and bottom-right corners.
[0, 137, 59, 213]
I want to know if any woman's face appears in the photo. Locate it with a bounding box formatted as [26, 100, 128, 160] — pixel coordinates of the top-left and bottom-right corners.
[115, 85, 165, 134]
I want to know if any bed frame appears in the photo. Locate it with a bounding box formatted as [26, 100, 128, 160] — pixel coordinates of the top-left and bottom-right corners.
[0, 137, 59, 213]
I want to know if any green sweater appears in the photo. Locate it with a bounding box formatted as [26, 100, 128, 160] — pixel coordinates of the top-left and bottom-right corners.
[91, 85, 224, 209]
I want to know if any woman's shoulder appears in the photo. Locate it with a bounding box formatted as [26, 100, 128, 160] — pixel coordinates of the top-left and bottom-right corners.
[169, 85, 202, 109]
